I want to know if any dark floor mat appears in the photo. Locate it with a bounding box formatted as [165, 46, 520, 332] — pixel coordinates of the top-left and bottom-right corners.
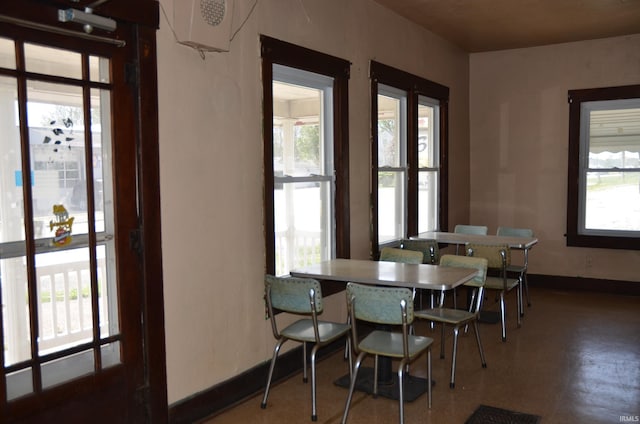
[465, 405, 541, 424]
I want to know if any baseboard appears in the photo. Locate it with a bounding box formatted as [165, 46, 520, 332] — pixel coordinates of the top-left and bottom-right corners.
[168, 339, 345, 424]
[528, 274, 640, 296]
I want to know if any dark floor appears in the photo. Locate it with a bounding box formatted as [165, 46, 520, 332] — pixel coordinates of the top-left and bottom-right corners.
[203, 287, 640, 423]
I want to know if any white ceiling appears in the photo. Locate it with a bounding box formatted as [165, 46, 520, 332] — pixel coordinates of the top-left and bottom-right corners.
[374, 0, 640, 52]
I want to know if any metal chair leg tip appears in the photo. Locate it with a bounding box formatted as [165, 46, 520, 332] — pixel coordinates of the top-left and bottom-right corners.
[482, 363, 487, 368]
[312, 415, 317, 421]
[260, 403, 267, 409]
[449, 382, 455, 389]
[303, 377, 308, 383]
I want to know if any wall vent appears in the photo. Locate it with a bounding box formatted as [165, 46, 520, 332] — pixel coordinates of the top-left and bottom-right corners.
[174, 0, 234, 52]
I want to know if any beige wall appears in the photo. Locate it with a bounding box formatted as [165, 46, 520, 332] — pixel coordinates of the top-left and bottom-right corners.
[157, 0, 469, 404]
[469, 35, 640, 282]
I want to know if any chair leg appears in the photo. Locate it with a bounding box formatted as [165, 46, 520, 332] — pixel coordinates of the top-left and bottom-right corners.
[302, 342, 308, 383]
[373, 355, 379, 398]
[524, 272, 532, 307]
[398, 359, 407, 424]
[341, 352, 366, 424]
[310, 344, 320, 421]
[450, 326, 459, 388]
[439, 323, 446, 359]
[472, 320, 487, 369]
[500, 292, 507, 342]
[427, 348, 432, 409]
[261, 338, 285, 409]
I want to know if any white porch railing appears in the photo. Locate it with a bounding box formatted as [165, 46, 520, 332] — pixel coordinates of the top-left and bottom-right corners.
[36, 259, 108, 354]
[3, 259, 108, 363]
[275, 230, 322, 276]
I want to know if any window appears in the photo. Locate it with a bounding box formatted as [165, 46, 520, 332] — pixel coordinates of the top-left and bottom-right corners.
[261, 36, 350, 276]
[567, 85, 640, 250]
[371, 61, 448, 253]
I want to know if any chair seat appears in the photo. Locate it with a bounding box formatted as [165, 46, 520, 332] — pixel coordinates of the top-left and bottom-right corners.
[415, 308, 476, 325]
[281, 319, 351, 343]
[358, 331, 433, 359]
[506, 264, 526, 273]
[483, 276, 519, 291]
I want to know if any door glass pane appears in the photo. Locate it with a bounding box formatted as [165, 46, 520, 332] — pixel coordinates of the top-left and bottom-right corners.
[89, 56, 110, 83]
[1, 257, 31, 366]
[27, 81, 86, 234]
[0, 38, 15, 69]
[24, 44, 82, 79]
[0, 76, 24, 243]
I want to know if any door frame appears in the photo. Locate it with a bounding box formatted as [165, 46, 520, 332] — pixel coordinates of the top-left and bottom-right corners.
[0, 1, 167, 422]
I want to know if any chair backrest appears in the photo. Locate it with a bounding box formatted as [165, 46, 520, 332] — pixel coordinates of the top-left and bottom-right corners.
[379, 246, 423, 264]
[439, 254, 488, 286]
[265, 274, 323, 314]
[400, 239, 439, 264]
[346, 283, 414, 325]
[497, 226, 534, 238]
[454, 224, 488, 235]
[465, 243, 510, 269]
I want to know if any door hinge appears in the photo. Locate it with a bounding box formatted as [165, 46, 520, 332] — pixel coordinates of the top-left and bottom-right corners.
[130, 228, 143, 255]
[125, 62, 139, 87]
[134, 385, 151, 422]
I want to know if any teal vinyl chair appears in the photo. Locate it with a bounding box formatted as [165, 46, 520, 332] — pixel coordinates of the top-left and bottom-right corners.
[342, 283, 433, 424]
[379, 247, 424, 331]
[379, 246, 424, 264]
[261, 275, 352, 421]
[466, 243, 522, 342]
[400, 238, 441, 311]
[454, 225, 488, 255]
[497, 226, 534, 308]
[454, 224, 488, 235]
[414, 255, 488, 388]
[400, 239, 439, 264]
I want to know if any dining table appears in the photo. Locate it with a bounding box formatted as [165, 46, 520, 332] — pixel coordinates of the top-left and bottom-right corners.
[414, 231, 538, 251]
[414, 231, 538, 321]
[290, 258, 478, 402]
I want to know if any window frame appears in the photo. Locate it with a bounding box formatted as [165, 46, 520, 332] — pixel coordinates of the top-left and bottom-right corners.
[261, 36, 350, 275]
[370, 61, 449, 255]
[567, 84, 640, 250]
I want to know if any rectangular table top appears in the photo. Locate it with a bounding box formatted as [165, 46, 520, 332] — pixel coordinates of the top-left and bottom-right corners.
[290, 258, 477, 291]
[415, 231, 538, 250]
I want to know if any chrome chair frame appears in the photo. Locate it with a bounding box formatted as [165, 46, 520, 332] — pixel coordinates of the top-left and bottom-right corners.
[342, 283, 433, 424]
[261, 275, 352, 421]
[415, 255, 488, 388]
[466, 243, 522, 342]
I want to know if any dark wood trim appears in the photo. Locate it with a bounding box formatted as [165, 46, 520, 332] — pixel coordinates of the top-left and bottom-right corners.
[369, 61, 450, 256]
[135, 23, 169, 424]
[260, 35, 352, 274]
[566, 84, 640, 250]
[167, 340, 346, 424]
[529, 274, 640, 296]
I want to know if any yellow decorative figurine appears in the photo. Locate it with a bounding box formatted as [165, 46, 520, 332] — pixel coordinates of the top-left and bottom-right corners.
[49, 204, 74, 246]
